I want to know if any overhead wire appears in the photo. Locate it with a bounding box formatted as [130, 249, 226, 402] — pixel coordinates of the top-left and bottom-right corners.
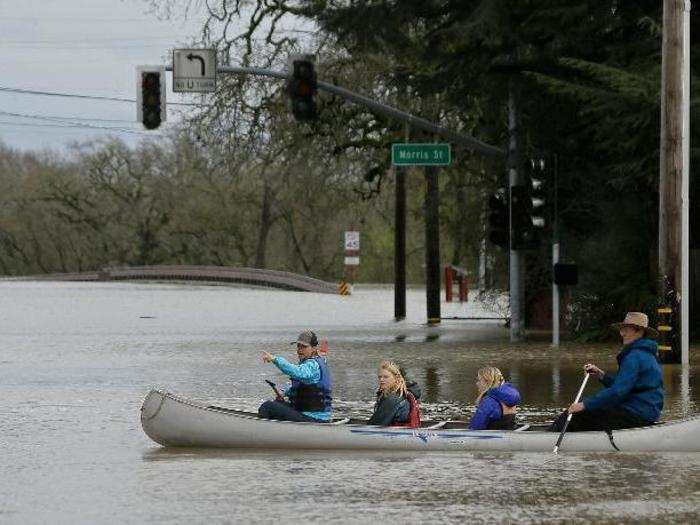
[0, 120, 162, 136]
[0, 110, 134, 124]
[0, 86, 204, 106]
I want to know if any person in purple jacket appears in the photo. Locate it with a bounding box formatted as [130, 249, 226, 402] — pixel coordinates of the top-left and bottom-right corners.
[469, 367, 522, 430]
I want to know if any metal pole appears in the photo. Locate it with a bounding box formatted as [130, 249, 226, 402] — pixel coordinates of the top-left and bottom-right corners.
[552, 242, 560, 347]
[165, 65, 505, 158]
[394, 128, 407, 321]
[508, 86, 523, 342]
[425, 164, 441, 325]
[394, 171, 407, 320]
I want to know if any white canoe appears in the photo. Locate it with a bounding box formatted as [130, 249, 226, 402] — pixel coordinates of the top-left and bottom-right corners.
[140, 390, 700, 453]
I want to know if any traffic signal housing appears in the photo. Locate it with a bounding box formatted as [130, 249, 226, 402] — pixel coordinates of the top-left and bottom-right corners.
[510, 184, 539, 250]
[287, 55, 318, 121]
[511, 158, 549, 250]
[137, 67, 166, 130]
[487, 188, 509, 249]
[527, 158, 547, 230]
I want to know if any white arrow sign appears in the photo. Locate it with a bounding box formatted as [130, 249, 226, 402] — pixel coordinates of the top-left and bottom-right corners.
[173, 49, 216, 93]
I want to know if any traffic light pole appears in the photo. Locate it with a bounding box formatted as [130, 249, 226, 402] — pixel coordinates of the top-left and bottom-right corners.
[508, 86, 524, 342]
[552, 242, 560, 346]
[394, 123, 409, 321]
[425, 164, 441, 325]
[166, 65, 505, 158]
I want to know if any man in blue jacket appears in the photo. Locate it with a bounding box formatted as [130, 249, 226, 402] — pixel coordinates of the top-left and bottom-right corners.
[550, 312, 664, 432]
[258, 330, 332, 423]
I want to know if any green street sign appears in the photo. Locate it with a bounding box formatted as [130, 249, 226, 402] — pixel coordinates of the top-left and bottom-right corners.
[391, 143, 452, 166]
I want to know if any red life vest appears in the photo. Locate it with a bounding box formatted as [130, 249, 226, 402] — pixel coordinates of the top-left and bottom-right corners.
[392, 391, 421, 429]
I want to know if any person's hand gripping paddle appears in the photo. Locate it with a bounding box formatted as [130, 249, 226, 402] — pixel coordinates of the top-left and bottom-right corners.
[553, 372, 591, 454]
[265, 379, 285, 402]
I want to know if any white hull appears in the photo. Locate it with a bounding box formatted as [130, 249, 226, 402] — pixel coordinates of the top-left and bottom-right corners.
[141, 390, 700, 453]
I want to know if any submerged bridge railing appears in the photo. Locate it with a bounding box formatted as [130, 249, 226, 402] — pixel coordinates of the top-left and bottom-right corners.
[11, 265, 342, 295]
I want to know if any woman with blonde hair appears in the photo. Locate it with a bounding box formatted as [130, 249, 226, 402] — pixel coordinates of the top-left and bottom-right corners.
[469, 366, 521, 430]
[367, 361, 420, 427]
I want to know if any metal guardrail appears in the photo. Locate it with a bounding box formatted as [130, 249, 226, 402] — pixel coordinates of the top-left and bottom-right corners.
[7, 265, 341, 294]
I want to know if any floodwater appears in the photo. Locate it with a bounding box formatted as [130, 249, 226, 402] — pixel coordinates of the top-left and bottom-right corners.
[1, 281, 699, 524]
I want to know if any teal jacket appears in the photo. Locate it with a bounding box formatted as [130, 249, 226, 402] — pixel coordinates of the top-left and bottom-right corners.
[273, 356, 331, 421]
[583, 338, 664, 423]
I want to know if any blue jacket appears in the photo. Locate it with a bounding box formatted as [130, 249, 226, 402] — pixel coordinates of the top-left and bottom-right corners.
[583, 338, 664, 423]
[274, 356, 332, 421]
[469, 383, 521, 430]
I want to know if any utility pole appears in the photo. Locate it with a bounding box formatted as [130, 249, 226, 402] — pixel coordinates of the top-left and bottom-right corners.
[508, 86, 524, 341]
[659, 0, 690, 365]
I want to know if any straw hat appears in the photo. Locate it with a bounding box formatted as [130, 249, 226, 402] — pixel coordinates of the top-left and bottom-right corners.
[610, 312, 658, 338]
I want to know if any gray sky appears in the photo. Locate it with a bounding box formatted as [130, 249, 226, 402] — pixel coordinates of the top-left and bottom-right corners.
[0, 0, 205, 152]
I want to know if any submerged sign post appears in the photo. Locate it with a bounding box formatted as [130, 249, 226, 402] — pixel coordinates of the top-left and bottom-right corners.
[173, 49, 217, 93]
[343, 231, 360, 289]
[391, 143, 452, 166]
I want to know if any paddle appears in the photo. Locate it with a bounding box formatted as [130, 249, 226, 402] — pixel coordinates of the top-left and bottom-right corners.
[265, 379, 285, 401]
[553, 372, 590, 454]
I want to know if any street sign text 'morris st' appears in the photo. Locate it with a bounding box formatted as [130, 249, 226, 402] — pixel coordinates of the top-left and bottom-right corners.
[391, 143, 452, 166]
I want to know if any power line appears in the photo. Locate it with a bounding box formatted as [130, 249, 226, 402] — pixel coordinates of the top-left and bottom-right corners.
[0, 119, 162, 136]
[0, 16, 160, 22]
[0, 86, 201, 106]
[0, 36, 183, 44]
[0, 109, 133, 124]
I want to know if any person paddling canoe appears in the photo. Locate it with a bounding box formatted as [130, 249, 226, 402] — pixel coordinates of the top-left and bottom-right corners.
[258, 330, 332, 423]
[549, 312, 664, 432]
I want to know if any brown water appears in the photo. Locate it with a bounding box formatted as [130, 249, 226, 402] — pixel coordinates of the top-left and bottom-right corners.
[1, 281, 699, 523]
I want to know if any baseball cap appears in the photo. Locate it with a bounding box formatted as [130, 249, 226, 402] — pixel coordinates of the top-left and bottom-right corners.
[291, 330, 318, 347]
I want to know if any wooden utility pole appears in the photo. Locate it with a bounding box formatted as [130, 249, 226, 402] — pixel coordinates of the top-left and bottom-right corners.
[659, 0, 690, 365]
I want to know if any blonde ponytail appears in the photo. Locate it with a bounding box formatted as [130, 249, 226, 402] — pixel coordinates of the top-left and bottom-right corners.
[475, 366, 505, 404]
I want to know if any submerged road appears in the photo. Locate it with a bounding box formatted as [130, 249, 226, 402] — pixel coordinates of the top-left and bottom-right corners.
[1, 280, 698, 523]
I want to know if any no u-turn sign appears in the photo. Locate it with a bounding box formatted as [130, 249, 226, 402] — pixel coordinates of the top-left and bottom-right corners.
[173, 49, 217, 93]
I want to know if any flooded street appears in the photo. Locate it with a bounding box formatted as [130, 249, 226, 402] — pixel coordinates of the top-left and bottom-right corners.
[2, 281, 700, 523]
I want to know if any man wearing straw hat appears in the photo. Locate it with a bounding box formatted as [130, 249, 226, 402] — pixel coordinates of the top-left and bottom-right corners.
[549, 312, 664, 432]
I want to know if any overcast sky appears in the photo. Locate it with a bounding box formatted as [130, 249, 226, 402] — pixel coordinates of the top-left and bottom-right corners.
[0, 0, 206, 152]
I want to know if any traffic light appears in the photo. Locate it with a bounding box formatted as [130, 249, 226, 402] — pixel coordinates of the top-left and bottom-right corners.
[487, 188, 509, 249]
[527, 158, 547, 230]
[137, 67, 166, 130]
[287, 55, 317, 121]
[510, 184, 538, 250]
[511, 158, 549, 250]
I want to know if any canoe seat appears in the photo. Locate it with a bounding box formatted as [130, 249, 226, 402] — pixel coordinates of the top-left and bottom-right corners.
[330, 418, 350, 425]
[513, 424, 530, 432]
[422, 421, 447, 430]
